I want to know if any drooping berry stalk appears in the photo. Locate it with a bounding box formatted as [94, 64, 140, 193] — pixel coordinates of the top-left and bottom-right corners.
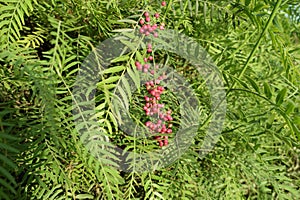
[134, 1, 172, 147]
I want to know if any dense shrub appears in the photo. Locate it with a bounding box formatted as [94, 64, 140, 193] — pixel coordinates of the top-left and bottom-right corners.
[0, 0, 299, 199]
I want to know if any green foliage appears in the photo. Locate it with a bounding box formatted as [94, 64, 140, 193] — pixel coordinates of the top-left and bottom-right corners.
[0, 0, 299, 199]
[0, 0, 36, 48]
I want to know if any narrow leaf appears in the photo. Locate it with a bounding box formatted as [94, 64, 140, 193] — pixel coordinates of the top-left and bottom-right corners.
[275, 88, 287, 105]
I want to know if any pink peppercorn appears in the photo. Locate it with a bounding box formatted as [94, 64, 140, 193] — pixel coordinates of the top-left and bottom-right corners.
[159, 141, 163, 147]
[144, 12, 149, 17]
[164, 140, 168, 146]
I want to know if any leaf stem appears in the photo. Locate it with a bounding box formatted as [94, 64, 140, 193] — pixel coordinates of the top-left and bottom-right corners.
[227, 0, 283, 93]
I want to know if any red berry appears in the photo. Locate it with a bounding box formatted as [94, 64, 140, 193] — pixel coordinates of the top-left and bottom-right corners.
[157, 86, 164, 91]
[148, 27, 153, 32]
[159, 141, 163, 147]
[144, 64, 149, 69]
[144, 58, 148, 62]
[145, 17, 150, 22]
[164, 140, 168, 146]
[147, 48, 152, 53]
[144, 12, 149, 17]
[153, 32, 158, 37]
[139, 28, 145, 33]
[154, 13, 160, 18]
[145, 121, 151, 127]
[149, 123, 154, 129]
[139, 19, 145, 25]
[148, 56, 153, 61]
[161, 1, 166, 6]
[147, 43, 152, 49]
[159, 25, 164, 30]
[135, 61, 142, 70]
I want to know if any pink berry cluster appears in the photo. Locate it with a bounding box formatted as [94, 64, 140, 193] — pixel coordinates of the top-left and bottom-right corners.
[138, 2, 166, 38]
[135, 1, 173, 147]
[142, 79, 174, 147]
